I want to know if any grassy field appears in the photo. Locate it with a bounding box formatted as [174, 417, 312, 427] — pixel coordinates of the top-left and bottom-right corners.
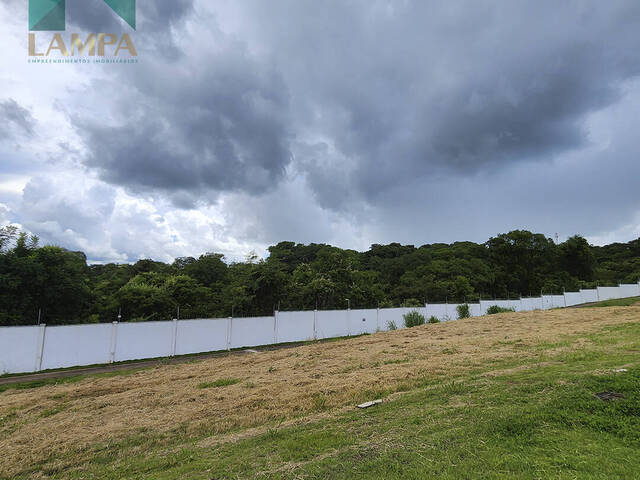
[1, 306, 640, 479]
[582, 296, 640, 308]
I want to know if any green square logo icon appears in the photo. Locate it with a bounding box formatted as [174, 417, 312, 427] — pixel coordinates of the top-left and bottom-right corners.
[29, 0, 66, 31]
[28, 0, 136, 32]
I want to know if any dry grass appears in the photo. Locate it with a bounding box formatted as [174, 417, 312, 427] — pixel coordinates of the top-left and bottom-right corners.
[1, 306, 639, 477]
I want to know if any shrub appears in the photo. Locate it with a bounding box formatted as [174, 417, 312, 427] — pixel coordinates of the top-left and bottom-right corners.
[386, 320, 397, 330]
[486, 305, 516, 315]
[456, 303, 471, 319]
[403, 310, 426, 328]
[428, 316, 440, 324]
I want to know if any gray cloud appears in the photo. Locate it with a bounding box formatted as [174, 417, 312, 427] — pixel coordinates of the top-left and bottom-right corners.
[66, 0, 194, 58]
[66, 0, 193, 34]
[3, 0, 640, 262]
[68, 1, 640, 211]
[198, 2, 635, 208]
[0, 99, 35, 140]
[74, 38, 291, 204]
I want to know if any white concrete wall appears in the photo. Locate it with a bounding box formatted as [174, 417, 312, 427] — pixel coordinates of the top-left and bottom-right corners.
[175, 318, 228, 355]
[580, 289, 599, 303]
[115, 321, 174, 362]
[469, 303, 483, 317]
[550, 295, 566, 308]
[315, 310, 349, 338]
[41, 323, 113, 370]
[378, 307, 408, 329]
[564, 291, 583, 307]
[277, 311, 315, 343]
[619, 284, 640, 298]
[0, 326, 42, 375]
[349, 308, 380, 335]
[541, 295, 554, 310]
[521, 297, 544, 310]
[3, 283, 640, 374]
[597, 286, 621, 301]
[425, 304, 450, 321]
[230, 316, 275, 349]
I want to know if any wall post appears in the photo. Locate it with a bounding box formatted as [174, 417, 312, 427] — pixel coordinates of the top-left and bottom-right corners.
[171, 318, 178, 357]
[273, 311, 278, 344]
[226, 317, 232, 351]
[34, 323, 46, 372]
[313, 309, 317, 340]
[520, 295, 524, 311]
[109, 321, 118, 364]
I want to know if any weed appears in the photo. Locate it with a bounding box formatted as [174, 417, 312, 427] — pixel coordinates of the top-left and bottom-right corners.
[197, 378, 240, 389]
[403, 310, 426, 328]
[487, 305, 516, 315]
[457, 303, 471, 319]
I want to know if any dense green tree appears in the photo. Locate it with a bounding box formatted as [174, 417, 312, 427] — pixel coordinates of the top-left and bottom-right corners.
[559, 235, 595, 281]
[182, 253, 227, 287]
[1, 227, 638, 325]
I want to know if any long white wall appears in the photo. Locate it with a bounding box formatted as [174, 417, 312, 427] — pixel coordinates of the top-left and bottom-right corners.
[1, 282, 639, 375]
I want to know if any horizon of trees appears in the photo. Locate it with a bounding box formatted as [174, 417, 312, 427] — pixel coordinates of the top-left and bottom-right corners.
[1, 225, 639, 326]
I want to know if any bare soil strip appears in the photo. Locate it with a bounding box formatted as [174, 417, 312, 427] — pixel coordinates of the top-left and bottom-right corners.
[0, 341, 311, 386]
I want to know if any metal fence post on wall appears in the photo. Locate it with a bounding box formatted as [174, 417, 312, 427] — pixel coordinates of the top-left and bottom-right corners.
[171, 318, 178, 357]
[109, 321, 118, 364]
[520, 295, 523, 312]
[313, 309, 317, 340]
[226, 316, 232, 352]
[273, 310, 279, 344]
[34, 323, 46, 372]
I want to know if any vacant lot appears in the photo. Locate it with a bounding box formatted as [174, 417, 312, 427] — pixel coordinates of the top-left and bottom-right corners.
[1, 306, 640, 479]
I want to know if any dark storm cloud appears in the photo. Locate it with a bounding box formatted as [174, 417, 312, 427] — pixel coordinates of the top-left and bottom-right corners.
[74, 38, 291, 204]
[256, 0, 640, 207]
[66, 0, 193, 57]
[203, 1, 637, 209]
[0, 99, 35, 140]
[70, 0, 640, 215]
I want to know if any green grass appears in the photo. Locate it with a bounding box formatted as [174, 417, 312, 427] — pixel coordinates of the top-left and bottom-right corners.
[4, 322, 640, 479]
[0, 367, 149, 394]
[197, 378, 241, 389]
[583, 296, 640, 308]
[6, 323, 640, 480]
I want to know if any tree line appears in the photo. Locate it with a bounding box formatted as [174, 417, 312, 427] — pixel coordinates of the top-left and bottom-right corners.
[0, 226, 638, 326]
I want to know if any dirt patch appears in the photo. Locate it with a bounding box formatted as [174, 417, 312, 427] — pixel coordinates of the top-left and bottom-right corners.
[0, 306, 638, 477]
[595, 391, 624, 401]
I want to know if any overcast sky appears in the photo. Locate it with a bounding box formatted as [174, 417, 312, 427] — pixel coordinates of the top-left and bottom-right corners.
[1, 1, 640, 263]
